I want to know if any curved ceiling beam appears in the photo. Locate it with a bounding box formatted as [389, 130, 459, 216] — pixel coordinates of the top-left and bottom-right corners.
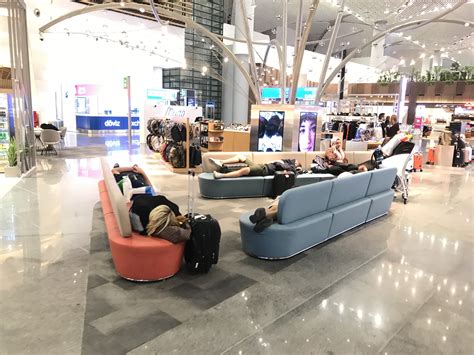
[149, 0, 169, 26]
[38, 2, 261, 103]
[316, 0, 468, 102]
[289, 0, 320, 104]
[306, 29, 364, 45]
[259, 39, 283, 89]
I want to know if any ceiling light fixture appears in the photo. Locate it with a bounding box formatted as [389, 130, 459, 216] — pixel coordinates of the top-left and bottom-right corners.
[139, 7, 145, 13]
[465, 22, 470, 27]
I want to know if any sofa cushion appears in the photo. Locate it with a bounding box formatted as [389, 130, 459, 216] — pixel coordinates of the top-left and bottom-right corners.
[294, 173, 334, 187]
[344, 151, 355, 165]
[366, 167, 397, 196]
[366, 190, 394, 221]
[202, 152, 253, 173]
[328, 198, 371, 237]
[198, 173, 265, 198]
[100, 158, 132, 237]
[327, 171, 371, 209]
[277, 179, 333, 225]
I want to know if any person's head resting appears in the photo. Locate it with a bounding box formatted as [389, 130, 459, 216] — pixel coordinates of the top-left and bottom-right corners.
[390, 114, 398, 125]
[358, 164, 368, 172]
[332, 137, 342, 149]
[147, 205, 179, 235]
[266, 114, 281, 136]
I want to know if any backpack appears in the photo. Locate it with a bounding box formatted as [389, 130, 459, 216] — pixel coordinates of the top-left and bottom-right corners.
[312, 155, 329, 170]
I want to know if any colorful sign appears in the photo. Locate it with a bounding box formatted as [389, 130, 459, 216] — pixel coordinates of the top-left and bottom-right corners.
[261, 87, 317, 100]
[146, 89, 178, 101]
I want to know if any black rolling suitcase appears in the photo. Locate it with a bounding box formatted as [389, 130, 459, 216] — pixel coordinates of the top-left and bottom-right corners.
[185, 170, 221, 273]
[272, 171, 295, 198]
[452, 135, 464, 167]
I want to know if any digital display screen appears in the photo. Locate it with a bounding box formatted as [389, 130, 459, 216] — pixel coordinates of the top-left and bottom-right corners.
[257, 111, 285, 152]
[298, 112, 317, 152]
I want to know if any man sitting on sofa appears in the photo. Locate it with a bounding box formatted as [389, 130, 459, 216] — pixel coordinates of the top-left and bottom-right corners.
[209, 154, 302, 179]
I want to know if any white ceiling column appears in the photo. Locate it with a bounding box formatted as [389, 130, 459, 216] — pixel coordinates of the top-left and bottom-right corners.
[232, 0, 255, 124]
[370, 20, 387, 69]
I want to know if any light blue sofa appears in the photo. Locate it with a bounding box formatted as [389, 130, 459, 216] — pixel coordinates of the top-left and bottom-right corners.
[198, 151, 374, 199]
[239, 167, 397, 259]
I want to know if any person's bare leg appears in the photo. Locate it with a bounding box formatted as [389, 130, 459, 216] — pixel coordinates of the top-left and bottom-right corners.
[215, 154, 247, 165]
[214, 167, 250, 179]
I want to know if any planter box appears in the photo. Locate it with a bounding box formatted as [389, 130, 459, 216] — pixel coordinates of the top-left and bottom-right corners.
[4, 165, 20, 177]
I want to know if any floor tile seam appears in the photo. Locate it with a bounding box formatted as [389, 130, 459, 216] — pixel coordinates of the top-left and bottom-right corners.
[219, 247, 388, 355]
[376, 288, 437, 353]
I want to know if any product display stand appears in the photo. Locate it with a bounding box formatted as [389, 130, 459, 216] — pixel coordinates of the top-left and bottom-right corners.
[207, 121, 224, 151]
[150, 116, 192, 174]
[200, 120, 224, 152]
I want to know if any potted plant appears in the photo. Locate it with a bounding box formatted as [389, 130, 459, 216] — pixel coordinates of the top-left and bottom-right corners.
[5, 137, 20, 177]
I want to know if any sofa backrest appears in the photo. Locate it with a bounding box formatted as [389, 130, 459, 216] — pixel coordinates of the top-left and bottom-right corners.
[277, 180, 333, 225]
[327, 171, 371, 209]
[202, 152, 253, 172]
[252, 152, 307, 169]
[366, 167, 397, 196]
[352, 151, 373, 165]
[100, 158, 132, 237]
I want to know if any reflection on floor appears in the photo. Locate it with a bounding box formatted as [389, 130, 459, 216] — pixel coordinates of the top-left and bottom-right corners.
[0, 132, 472, 355]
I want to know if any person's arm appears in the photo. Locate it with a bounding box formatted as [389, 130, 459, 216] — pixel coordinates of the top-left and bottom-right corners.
[131, 165, 153, 188]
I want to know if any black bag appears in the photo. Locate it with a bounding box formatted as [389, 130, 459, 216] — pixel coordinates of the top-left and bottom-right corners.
[189, 145, 202, 167]
[272, 171, 295, 198]
[184, 171, 221, 273]
[453, 143, 464, 167]
[221, 163, 248, 173]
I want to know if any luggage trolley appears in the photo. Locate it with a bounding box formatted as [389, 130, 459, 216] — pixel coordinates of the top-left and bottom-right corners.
[380, 153, 413, 204]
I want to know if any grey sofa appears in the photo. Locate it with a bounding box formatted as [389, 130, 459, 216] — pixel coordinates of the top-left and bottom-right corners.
[239, 167, 397, 259]
[199, 151, 373, 199]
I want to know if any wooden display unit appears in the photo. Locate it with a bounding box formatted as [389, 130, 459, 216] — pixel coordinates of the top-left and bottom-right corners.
[222, 130, 250, 151]
[207, 121, 224, 152]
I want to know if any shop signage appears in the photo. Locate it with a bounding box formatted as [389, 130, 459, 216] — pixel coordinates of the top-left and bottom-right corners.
[76, 115, 140, 130]
[147, 89, 178, 101]
[151, 105, 203, 121]
[261, 87, 317, 100]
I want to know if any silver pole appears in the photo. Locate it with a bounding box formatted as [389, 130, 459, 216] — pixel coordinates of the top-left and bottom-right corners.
[281, 0, 288, 103]
[127, 76, 132, 146]
[315, 0, 345, 104]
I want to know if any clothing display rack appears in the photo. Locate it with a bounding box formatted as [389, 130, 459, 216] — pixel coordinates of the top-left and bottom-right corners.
[146, 116, 202, 174]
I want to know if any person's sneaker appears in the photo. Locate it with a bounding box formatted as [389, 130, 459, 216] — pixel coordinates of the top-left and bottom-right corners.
[209, 158, 223, 171]
[213, 171, 224, 179]
[254, 217, 273, 233]
[113, 163, 120, 168]
[249, 207, 266, 224]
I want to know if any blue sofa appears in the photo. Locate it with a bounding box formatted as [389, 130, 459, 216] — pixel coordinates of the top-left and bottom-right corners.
[199, 151, 373, 199]
[239, 167, 397, 259]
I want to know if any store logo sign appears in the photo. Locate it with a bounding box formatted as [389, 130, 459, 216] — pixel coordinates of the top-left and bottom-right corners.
[165, 107, 186, 118]
[131, 120, 139, 127]
[104, 120, 121, 127]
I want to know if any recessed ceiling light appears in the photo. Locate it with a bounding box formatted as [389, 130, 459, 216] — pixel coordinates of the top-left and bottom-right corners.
[465, 22, 470, 27]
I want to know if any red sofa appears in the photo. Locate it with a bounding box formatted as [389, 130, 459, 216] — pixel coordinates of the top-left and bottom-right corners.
[99, 158, 184, 281]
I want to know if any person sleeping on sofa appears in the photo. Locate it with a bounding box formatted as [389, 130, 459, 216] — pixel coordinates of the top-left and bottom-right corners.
[112, 163, 158, 199]
[248, 170, 363, 233]
[208, 154, 302, 179]
[129, 194, 191, 243]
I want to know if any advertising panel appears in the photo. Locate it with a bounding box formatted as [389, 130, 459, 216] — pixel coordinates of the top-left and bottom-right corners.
[257, 111, 285, 152]
[298, 112, 317, 152]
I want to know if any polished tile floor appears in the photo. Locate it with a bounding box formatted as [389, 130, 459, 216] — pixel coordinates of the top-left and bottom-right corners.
[0, 133, 472, 355]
